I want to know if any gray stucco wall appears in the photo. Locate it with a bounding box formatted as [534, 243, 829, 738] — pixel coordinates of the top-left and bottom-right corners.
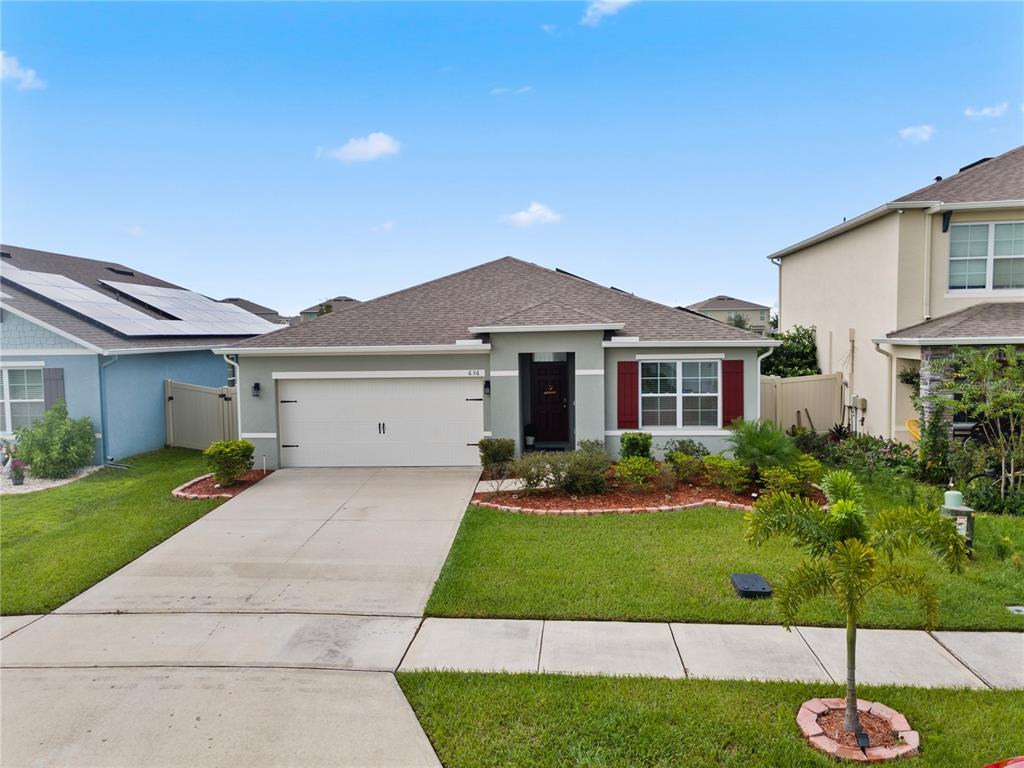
[603, 346, 762, 458]
[236, 352, 490, 469]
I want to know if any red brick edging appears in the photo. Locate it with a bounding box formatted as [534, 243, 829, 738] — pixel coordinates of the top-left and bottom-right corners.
[171, 473, 234, 500]
[798, 698, 919, 762]
[473, 498, 754, 515]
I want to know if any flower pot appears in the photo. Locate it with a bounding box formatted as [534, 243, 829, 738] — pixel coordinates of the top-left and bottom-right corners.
[525, 436, 535, 448]
[11, 475, 24, 486]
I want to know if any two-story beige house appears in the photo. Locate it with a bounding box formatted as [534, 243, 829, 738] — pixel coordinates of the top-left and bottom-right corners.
[771, 144, 1024, 442]
[686, 295, 772, 334]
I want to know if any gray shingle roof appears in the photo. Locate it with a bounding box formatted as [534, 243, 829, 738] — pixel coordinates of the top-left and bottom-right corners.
[687, 295, 770, 311]
[300, 296, 361, 315]
[0, 244, 261, 352]
[887, 302, 1024, 341]
[229, 257, 767, 349]
[894, 146, 1024, 204]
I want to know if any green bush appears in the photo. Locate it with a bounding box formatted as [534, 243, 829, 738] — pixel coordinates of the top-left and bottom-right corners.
[203, 439, 255, 486]
[653, 462, 677, 491]
[793, 453, 823, 487]
[666, 451, 703, 483]
[559, 447, 610, 496]
[615, 456, 657, 488]
[917, 402, 952, 484]
[965, 480, 1024, 516]
[726, 420, 797, 471]
[703, 455, 751, 493]
[758, 466, 803, 495]
[620, 431, 652, 460]
[512, 451, 559, 492]
[662, 438, 709, 458]
[576, 439, 605, 454]
[14, 401, 95, 479]
[760, 324, 821, 378]
[478, 438, 515, 469]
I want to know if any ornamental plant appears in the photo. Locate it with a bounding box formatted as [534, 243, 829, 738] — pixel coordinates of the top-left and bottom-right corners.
[702, 455, 750, 493]
[744, 470, 968, 734]
[14, 401, 95, 479]
[478, 438, 515, 469]
[726, 419, 797, 473]
[615, 456, 657, 488]
[620, 431, 652, 460]
[203, 439, 255, 486]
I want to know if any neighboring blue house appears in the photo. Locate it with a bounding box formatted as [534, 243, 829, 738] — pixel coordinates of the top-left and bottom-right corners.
[0, 245, 282, 463]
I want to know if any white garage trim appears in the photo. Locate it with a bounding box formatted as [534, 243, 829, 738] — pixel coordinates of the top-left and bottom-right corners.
[241, 432, 277, 439]
[489, 370, 518, 377]
[272, 369, 486, 380]
[574, 369, 604, 375]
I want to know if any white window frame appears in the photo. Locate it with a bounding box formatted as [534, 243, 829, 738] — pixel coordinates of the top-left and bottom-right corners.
[0, 366, 46, 436]
[946, 220, 1024, 296]
[638, 359, 722, 431]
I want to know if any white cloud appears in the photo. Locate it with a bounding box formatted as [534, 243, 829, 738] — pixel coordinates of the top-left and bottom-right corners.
[581, 0, 638, 26]
[370, 220, 395, 234]
[1, 51, 45, 90]
[490, 85, 532, 96]
[540, 24, 557, 34]
[127, 225, 144, 237]
[898, 124, 935, 144]
[964, 101, 1008, 119]
[326, 132, 401, 164]
[502, 202, 562, 228]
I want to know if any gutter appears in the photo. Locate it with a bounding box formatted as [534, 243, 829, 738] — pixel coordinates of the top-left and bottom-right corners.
[874, 335, 1024, 346]
[602, 339, 782, 348]
[872, 341, 894, 440]
[212, 343, 493, 356]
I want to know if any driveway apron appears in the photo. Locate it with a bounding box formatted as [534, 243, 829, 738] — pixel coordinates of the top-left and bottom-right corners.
[1, 467, 480, 768]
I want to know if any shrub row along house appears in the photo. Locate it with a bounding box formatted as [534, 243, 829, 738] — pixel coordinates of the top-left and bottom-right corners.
[0, 245, 282, 463]
[217, 257, 778, 469]
[773, 144, 1024, 441]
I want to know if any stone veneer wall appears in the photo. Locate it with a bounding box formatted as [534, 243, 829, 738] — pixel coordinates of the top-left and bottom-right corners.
[917, 345, 953, 425]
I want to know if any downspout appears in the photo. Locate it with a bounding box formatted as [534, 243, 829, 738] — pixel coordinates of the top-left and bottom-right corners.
[873, 341, 894, 440]
[99, 355, 119, 462]
[756, 348, 775, 421]
[922, 212, 933, 320]
[223, 354, 242, 438]
[770, 256, 782, 328]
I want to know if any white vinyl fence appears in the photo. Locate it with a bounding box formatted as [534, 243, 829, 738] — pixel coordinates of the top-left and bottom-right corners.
[164, 380, 238, 450]
[760, 372, 844, 433]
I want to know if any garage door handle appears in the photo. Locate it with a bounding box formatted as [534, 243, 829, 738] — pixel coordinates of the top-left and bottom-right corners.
[465, 397, 483, 401]
[382, 422, 386, 434]
[282, 444, 299, 448]
[280, 400, 298, 404]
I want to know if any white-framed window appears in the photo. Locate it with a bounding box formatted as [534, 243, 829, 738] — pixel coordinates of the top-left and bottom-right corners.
[0, 368, 45, 434]
[948, 221, 1024, 291]
[640, 360, 720, 429]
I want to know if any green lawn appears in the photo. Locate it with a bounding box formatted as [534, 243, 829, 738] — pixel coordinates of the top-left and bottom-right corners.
[399, 672, 1024, 768]
[427, 473, 1024, 630]
[1, 448, 223, 615]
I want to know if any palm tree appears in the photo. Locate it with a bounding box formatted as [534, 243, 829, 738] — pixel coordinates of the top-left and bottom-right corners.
[744, 470, 968, 734]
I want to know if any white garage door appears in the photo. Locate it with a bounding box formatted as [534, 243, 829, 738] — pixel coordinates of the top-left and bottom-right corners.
[277, 375, 484, 467]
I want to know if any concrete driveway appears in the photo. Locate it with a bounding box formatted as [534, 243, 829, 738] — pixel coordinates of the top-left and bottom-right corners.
[1, 467, 479, 768]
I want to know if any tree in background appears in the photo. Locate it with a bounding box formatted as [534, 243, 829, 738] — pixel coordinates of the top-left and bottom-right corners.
[727, 312, 751, 330]
[761, 324, 821, 378]
[316, 301, 333, 317]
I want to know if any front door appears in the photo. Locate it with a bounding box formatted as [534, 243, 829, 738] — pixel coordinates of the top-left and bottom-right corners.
[530, 362, 569, 443]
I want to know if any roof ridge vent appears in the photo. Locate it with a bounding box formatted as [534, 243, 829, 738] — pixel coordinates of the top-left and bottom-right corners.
[958, 157, 992, 173]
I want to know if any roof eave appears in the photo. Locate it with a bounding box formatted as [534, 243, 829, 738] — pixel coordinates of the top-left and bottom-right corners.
[467, 322, 624, 334]
[214, 343, 493, 356]
[602, 339, 782, 348]
[875, 335, 1024, 347]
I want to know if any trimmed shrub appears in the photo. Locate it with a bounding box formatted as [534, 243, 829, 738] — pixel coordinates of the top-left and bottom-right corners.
[14, 401, 95, 479]
[759, 466, 803, 496]
[478, 438, 515, 469]
[654, 462, 677, 491]
[666, 451, 703, 483]
[203, 439, 255, 487]
[965, 481, 1024, 516]
[576, 439, 606, 455]
[662, 438, 709, 458]
[793, 453, 824, 487]
[620, 431, 653, 460]
[559, 447, 611, 495]
[512, 451, 562, 492]
[615, 456, 657, 488]
[726, 420, 797, 471]
[703, 455, 751, 493]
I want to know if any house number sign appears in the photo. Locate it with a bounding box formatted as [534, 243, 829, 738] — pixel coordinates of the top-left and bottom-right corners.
[467, 369, 484, 377]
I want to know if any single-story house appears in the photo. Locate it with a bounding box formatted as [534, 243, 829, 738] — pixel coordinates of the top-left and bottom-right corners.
[298, 296, 361, 322]
[0, 245, 282, 463]
[219, 257, 778, 468]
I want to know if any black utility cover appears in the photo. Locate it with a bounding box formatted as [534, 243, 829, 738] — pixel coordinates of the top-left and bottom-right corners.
[731, 573, 772, 599]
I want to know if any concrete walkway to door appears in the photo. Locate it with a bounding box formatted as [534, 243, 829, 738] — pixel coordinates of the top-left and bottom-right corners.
[1, 468, 479, 768]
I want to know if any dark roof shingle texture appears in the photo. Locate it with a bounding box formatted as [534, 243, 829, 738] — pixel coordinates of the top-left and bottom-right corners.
[894, 145, 1024, 204]
[887, 302, 1024, 340]
[687, 295, 770, 311]
[232, 257, 765, 349]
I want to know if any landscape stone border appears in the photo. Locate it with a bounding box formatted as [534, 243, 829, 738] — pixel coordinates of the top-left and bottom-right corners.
[171, 473, 234, 500]
[474, 498, 754, 515]
[798, 698, 919, 762]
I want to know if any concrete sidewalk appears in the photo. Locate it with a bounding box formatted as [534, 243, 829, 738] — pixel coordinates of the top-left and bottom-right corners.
[399, 617, 1024, 689]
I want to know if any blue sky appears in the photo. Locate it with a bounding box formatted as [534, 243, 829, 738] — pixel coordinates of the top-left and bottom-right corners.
[3, 2, 1022, 315]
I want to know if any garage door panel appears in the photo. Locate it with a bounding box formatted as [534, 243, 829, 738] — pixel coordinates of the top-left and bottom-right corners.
[277, 377, 483, 468]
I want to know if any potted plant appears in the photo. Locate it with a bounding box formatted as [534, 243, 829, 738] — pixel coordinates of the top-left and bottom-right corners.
[9, 459, 26, 486]
[524, 424, 536, 448]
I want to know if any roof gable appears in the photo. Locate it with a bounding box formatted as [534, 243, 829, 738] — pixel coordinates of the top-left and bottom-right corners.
[894, 145, 1024, 204]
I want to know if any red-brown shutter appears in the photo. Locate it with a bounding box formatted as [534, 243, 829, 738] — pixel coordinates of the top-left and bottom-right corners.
[617, 360, 639, 429]
[721, 360, 744, 426]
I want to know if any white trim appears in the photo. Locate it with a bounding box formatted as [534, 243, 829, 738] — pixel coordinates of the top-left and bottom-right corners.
[104, 345, 226, 356]
[0, 366, 46, 434]
[925, 200, 1024, 215]
[604, 429, 731, 437]
[467, 323, 624, 334]
[638, 358, 722, 431]
[241, 432, 277, 439]
[0, 360, 44, 368]
[603, 339, 780, 348]
[574, 369, 604, 375]
[455, 339, 487, 346]
[490, 370, 519, 377]
[635, 353, 726, 360]
[756, 348, 774, 420]
[767, 204, 897, 260]
[482, 431, 493, 437]
[946, 220, 1024, 294]
[0, 348, 94, 357]
[605, 336, 640, 344]
[213, 343, 492, 356]
[0, 303, 102, 352]
[270, 369, 487, 380]
[943, 290, 1024, 299]
[875, 336, 1024, 347]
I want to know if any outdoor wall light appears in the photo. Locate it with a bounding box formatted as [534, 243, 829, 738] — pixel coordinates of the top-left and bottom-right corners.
[484, 380, 491, 395]
[251, 382, 261, 398]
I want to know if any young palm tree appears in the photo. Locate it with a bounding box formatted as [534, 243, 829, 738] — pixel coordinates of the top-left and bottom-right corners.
[744, 470, 968, 734]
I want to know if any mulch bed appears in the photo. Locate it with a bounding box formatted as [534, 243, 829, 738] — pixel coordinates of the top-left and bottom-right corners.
[819, 709, 898, 749]
[474, 481, 760, 515]
[172, 470, 274, 500]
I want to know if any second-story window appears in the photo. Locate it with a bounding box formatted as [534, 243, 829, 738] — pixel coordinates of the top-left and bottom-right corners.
[948, 221, 1024, 291]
